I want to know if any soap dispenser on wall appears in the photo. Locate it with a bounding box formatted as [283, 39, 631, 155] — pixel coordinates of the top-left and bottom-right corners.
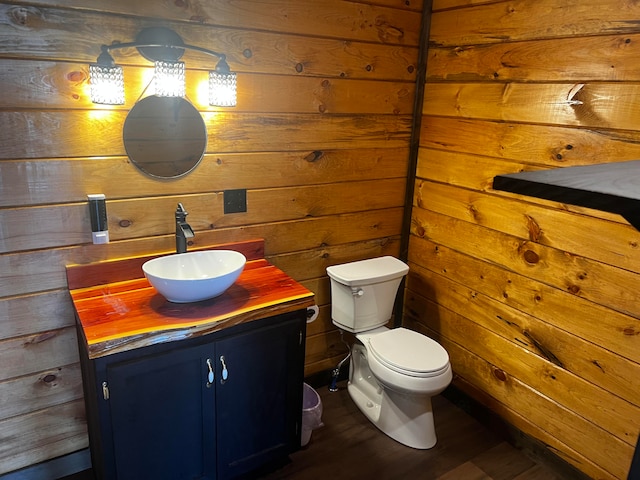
[88, 194, 109, 244]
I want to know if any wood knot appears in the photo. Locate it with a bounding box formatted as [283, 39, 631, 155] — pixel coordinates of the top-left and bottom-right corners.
[304, 151, 323, 162]
[623, 327, 638, 336]
[295, 63, 304, 73]
[493, 368, 507, 382]
[43, 374, 57, 384]
[243, 49, 253, 59]
[66, 71, 86, 83]
[415, 226, 426, 237]
[567, 284, 580, 295]
[119, 219, 132, 228]
[523, 250, 539, 264]
[25, 331, 57, 346]
[525, 215, 542, 242]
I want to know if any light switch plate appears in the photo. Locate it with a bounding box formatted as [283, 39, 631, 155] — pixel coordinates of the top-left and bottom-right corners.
[223, 189, 247, 214]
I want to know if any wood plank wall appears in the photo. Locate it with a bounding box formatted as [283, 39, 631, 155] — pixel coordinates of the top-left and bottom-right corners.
[0, 0, 424, 474]
[405, 1, 640, 479]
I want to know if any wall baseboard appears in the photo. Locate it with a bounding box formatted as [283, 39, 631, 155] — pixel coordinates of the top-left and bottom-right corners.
[0, 449, 91, 480]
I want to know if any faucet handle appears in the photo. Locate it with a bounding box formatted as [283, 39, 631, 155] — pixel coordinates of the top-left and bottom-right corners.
[176, 203, 188, 221]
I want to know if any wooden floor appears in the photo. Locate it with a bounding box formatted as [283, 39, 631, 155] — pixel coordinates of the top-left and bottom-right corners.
[261, 381, 579, 480]
[62, 381, 585, 480]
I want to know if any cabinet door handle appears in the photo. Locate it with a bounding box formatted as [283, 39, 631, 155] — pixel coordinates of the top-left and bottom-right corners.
[220, 356, 229, 383]
[206, 358, 215, 386]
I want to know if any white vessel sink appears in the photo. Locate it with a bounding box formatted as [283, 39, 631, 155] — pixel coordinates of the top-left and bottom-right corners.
[142, 250, 246, 303]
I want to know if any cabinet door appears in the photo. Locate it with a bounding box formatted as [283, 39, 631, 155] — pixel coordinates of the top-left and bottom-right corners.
[215, 316, 305, 479]
[104, 343, 216, 480]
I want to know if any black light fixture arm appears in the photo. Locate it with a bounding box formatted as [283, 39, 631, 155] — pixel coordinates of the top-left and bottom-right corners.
[99, 42, 228, 64]
[95, 27, 231, 72]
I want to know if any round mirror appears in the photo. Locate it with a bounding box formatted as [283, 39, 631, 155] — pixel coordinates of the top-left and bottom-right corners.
[123, 96, 207, 178]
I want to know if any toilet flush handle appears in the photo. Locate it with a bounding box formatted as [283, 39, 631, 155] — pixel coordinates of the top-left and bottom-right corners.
[352, 288, 364, 297]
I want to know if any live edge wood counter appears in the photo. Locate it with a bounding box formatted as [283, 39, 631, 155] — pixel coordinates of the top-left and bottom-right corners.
[66, 239, 315, 359]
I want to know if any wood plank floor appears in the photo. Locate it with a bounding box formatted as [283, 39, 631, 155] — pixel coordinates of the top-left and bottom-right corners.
[62, 381, 586, 480]
[261, 381, 580, 480]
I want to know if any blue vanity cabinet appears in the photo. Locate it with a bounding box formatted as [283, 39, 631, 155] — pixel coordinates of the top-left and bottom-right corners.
[80, 311, 307, 480]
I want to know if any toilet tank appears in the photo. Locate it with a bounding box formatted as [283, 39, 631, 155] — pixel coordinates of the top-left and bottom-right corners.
[326, 256, 409, 333]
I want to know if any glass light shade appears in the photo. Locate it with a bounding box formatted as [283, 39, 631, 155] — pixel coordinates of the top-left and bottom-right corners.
[154, 60, 185, 97]
[209, 71, 237, 107]
[89, 64, 125, 105]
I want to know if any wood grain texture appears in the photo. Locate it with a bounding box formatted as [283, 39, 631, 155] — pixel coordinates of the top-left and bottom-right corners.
[419, 116, 640, 169]
[0, 148, 407, 207]
[0, 0, 417, 473]
[68, 241, 315, 358]
[430, 0, 640, 47]
[2, 0, 422, 48]
[412, 1, 640, 478]
[427, 34, 640, 83]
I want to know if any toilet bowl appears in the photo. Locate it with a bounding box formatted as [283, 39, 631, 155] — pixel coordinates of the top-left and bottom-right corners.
[327, 256, 452, 449]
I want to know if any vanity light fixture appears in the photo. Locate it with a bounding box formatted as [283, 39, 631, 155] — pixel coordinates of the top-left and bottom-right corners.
[89, 27, 236, 107]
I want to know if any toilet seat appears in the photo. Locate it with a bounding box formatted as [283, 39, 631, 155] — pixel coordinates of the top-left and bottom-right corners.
[365, 328, 450, 378]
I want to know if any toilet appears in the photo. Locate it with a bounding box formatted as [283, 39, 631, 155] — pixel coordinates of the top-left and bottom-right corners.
[326, 256, 452, 449]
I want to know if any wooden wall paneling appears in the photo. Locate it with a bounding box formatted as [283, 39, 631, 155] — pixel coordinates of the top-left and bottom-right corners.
[411, 207, 640, 318]
[0, 0, 421, 473]
[429, 0, 640, 47]
[427, 34, 640, 83]
[415, 149, 539, 191]
[0, 327, 79, 382]
[0, 400, 88, 476]
[419, 117, 640, 169]
[267, 237, 403, 282]
[0, 225, 403, 298]
[423, 83, 640, 131]
[406, 262, 640, 421]
[414, 330, 616, 480]
[404, 303, 634, 479]
[0, 111, 412, 159]
[415, 180, 640, 271]
[2, 0, 422, 46]
[415, 148, 631, 225]
[186, 209, 405, 258]
[432, 0, 496, 11]
[0, 179, 405, 252]
[0, 148, 408, 207]
[0, 7, 419, 80]
[0, 364, 83, 421]
[0, 61, 417, 112]
[408, 235, 640, 366]
[0, 291, 75, 339]
[304, 329, 351, 376]
[413, 0, 640, 478]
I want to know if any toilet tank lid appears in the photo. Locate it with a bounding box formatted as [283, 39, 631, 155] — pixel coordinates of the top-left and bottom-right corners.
[326, 256, 409, 286]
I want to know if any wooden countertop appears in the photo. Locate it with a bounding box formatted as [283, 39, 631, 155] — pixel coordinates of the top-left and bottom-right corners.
[67, 240, 315, 359]
[493, 160, 640, 229]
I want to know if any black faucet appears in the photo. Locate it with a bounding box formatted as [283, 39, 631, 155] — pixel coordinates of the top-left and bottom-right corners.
[175, 203, 195, 254]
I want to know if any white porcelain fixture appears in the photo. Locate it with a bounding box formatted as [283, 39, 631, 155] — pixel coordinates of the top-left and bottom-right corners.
[327, 256, 452, 449]
[143, 250, 246, 303]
